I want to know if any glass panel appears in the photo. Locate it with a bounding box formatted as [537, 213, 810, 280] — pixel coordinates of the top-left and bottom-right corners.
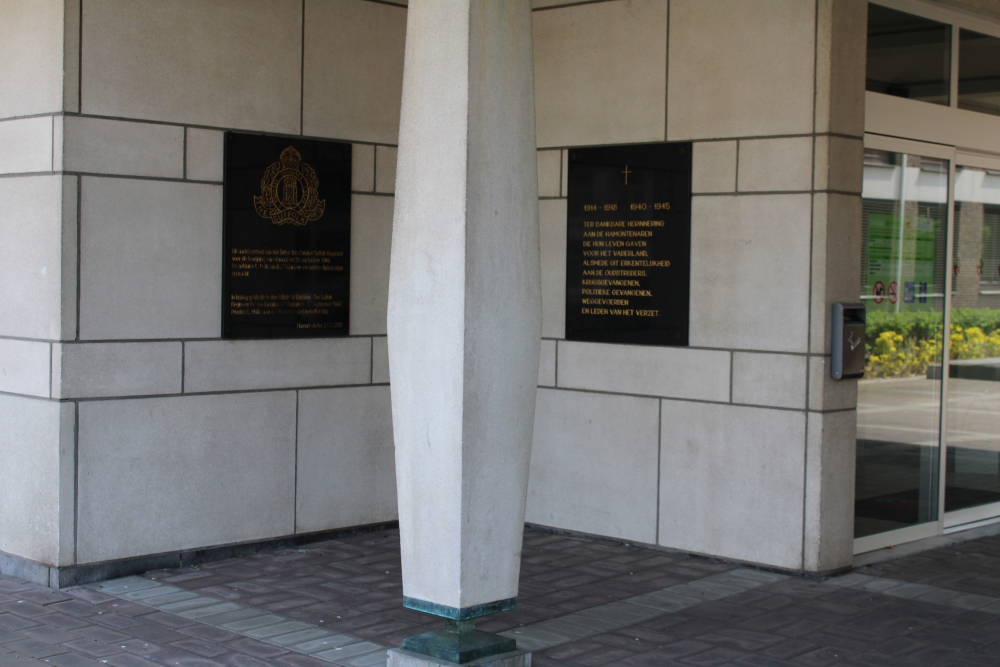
[855, 149, 948, 538]
[866, 3, 951, 105]
[945, 165, 1000, 513]
[958, 29, 1000, 117]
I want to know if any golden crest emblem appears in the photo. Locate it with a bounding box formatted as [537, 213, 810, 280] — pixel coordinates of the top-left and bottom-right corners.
[254, 146, 326, 226]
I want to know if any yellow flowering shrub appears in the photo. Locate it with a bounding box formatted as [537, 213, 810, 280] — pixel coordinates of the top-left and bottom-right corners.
[865, 323, 1000, 379]
[950, 326, 1000, 360]
[868, 331, 906, 377]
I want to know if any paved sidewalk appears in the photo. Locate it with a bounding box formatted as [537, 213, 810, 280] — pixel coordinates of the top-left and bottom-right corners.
[3, 528, 1000, 666]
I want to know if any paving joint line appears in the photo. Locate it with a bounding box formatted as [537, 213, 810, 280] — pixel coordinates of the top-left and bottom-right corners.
[825, 571, 1000, 614]
[89, 567, 791, 663]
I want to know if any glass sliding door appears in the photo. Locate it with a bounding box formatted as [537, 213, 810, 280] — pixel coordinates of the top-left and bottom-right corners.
[855, 146, 949, 541]
[945, 163, 1000, 522]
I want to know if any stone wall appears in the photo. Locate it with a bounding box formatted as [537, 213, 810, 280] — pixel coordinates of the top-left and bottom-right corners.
[526, 0, 866, 573]
[1, 0, 868, 582]
[0, 0, 405, 582]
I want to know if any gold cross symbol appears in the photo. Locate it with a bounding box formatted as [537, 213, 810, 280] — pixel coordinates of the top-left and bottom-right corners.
[621, 165, 631, 184]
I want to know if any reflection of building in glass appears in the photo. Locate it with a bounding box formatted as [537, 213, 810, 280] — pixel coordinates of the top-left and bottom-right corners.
[954, 167, 1000, 308]
[959, 29, 1000, 116]
[866, 4, 951, 105]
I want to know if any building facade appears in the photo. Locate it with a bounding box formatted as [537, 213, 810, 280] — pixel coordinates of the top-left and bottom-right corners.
[1, 0, 999, 588]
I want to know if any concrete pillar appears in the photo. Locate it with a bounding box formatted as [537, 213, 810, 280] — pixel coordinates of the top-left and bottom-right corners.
[0, 0, 80, 587]
[387, 1, 539, 664]
[804, 0, 867, 573]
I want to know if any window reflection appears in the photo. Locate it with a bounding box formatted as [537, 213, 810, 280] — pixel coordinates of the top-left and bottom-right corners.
[856, 150, 948, 538]
[959, 29, 1000, 116]
[867, 3, 951, 106]
[946, 166, 1000, 513]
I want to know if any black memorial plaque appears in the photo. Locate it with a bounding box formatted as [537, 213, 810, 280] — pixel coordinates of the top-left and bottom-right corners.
[566, 143, 691, 346]
[223, 132, 351, 338]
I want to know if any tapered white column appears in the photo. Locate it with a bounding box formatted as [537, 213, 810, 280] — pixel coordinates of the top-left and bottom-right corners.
[388, 0, 540, 621]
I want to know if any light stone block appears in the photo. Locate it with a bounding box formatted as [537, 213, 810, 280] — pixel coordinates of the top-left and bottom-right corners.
[62, 0, 81, 114]
[81, 0, 301, 132]
[809, 194, 863, 354]
[0, 175, 66, 340]
[372, 336, 389, 384]
[738, 137, 813, 193]
[538, 339, 556, 387]
[814, 136, 863, 193]
[533, 0, 667, 148]
[0, 117, 54, 174]
[186, 128, 224, 182]
[689, 194, 812, 352]
[352, 144, 375, 192]
[0, 0, 65, 118]
[540, 198, 567, 339]
[804, 410, 856, 572]
[303, 0, 406, 143]
[62, 116, 184, 179]
[692, 141, 737, 194]
[376, 145, 397, 194]
[815, 0, 867, 137]
[667, 0, 815, 140]
[659, 401, 806, 569]
[528, 388, 659, 543]
[350, 194, 394, 336]
[808, 356, 858, 412]
[183, 337, 371, 393]
[77, 392, 297, 563]
[0, 339, 51, 397]
[53, 341, 182, 399]
[0, 395, 73, 566]
[732, 352, 807, 410]
[59, 175, 78, 341]
[558, 341, 730, 402]
[561, 150, 568, 196]
[52, 115, 64, 172]
[79, 177, 222, 340]
[296, 385, 397, 533]
[538, 150, 561, 198]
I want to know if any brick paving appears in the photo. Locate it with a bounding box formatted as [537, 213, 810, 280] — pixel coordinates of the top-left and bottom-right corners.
[2, 528, 1000, 665]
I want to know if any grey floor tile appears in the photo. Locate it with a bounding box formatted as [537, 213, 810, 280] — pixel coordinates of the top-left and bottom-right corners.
[195, 608, 267, 626]
[825, 573, 873, 589]
[290, 634, 360, 654]
[119, 586, 182, 602]
[141, 590, 200, 607]
[267, 627, 334, 647]
[91, 578, 159, 595]
[244, 620, 314, 639]
[221, 614, 289, 632]
[178, 602, 244, 619]
[882, 583, 939, 599]
[158, 597, 223, 614]
[340, 649, 390, 667]
[503, 625, 574, 646]
[314, 641, 384, 661]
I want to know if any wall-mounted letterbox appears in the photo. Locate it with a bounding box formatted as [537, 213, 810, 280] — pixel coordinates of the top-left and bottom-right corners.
[831, 303, 866, 380]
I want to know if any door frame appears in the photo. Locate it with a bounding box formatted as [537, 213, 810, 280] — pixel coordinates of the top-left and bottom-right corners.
[853, 133, 954, 555]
